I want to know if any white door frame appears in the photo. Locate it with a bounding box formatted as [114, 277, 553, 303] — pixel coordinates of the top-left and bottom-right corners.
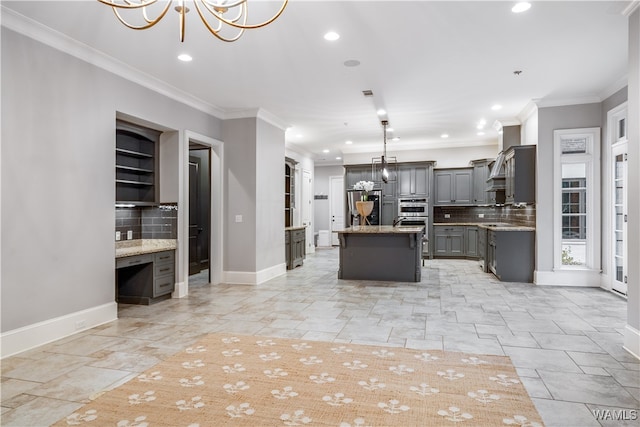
[329, 175, 345, 246]
[175, 130, 224, 298]
[302, 169, 314, 254]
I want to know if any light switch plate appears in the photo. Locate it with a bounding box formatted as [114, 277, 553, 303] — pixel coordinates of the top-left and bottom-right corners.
[478, 213, 485, 218]
[235, 215, 243, 223]
[444, 214, 451, 219]
[115, 231, 121, 241]
[127, 230, 133, 240]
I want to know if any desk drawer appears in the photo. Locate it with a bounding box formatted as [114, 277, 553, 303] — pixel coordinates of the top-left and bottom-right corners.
[116, 253, 153, 269]
[154, 275, 174, 297]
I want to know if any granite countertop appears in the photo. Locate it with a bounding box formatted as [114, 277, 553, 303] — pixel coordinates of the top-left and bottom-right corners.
[339, 225, 425, 234]
[433, 222, 535, 232]
[115, 239, 177, 258]
[285, 226, 307, 231]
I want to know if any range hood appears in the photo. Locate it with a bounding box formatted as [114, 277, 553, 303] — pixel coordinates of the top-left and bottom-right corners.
[486, 151, 506, 191]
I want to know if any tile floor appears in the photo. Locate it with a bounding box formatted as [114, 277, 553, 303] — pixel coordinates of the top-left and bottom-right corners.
[1, 248, 638, 426]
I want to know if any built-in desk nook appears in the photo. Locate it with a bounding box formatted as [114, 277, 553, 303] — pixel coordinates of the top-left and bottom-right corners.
[115, 239, 177, 305]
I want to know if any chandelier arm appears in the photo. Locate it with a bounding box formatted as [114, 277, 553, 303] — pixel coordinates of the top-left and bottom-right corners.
[193, 0, 245, 42]
[97, 0, 159, 10]
[198, 0, 245, 26]
[111, 1, 172, 30]
[202, 0, 288, 30]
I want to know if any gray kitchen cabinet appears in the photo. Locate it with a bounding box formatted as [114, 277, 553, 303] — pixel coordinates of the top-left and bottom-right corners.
[465, 226, 478, 257]
[433, 225, 465, 256]
[504, 145, 536, 205]
[470, 159, 496, 205]
[345, 165, 374, 189]
[116, 250, 175, 305]
[434, 168, 473, 205]
[381, 199, 397, 225]
[115, 120, 160, 205]
[286, 227, 306, 269]
[487, 229, 535, 282]
[397, 163, 431, 197]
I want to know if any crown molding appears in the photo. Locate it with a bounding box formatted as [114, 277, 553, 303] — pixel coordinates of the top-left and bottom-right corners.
[532, 95, 602, 109]
[599, 74, 628, 100]
[224, 108, 289, 131]
[1, 6, 226, 119]
[517, 101, 539, 123]
[623, 1, 640, 16]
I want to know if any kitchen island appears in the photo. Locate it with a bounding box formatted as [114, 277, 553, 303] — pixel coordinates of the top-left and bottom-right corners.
[337, 225, 424, 282]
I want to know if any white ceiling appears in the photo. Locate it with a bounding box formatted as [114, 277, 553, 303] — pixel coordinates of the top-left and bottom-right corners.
[2, 1, 631, 164]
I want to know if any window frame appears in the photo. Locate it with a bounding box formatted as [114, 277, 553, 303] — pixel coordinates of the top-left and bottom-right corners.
[553, 127, 601, 271]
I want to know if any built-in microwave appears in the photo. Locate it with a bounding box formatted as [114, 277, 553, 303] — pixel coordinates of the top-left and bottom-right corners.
[398, 198, 428, 217]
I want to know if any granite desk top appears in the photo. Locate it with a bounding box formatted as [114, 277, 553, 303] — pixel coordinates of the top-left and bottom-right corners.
[433, 222, 535, 232]
[338, 225, 425, 234]
[285, 226, 307, 231]
[115, 239, 177, 258]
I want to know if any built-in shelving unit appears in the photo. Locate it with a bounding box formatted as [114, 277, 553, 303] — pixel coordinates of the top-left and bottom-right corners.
[115, 121, 160, 205]
[285, 158, 296, 228]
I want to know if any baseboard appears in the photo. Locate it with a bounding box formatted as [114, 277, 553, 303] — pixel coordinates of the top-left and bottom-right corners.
[1, 302, 118, 359]
[624, 324, 640, 360]
[534, 269, 602, 287]
[173, 281, 187, 298]
[224, 263, 286, 285]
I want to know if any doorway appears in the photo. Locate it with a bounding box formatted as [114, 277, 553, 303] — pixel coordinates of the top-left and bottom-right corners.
[189, 145, 211, 283]
[609, 103, 628, 296]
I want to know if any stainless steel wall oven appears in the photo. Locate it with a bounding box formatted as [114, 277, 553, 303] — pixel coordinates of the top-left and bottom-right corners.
[397, 198, 429, 257]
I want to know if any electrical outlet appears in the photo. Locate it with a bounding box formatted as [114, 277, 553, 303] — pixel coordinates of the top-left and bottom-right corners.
[235, 215, 243, 223]
[127, 230, 133, 240]
[115, 231, 121, 241]
[478, 213, 485, 218]
[444, 214, 451, 219]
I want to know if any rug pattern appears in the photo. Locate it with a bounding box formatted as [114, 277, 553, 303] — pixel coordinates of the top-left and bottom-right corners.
[55, 333, 544, 426]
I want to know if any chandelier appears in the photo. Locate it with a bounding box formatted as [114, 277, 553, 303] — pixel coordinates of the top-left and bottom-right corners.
[372, 120, 395, 184]
[97, 0, 289, 42]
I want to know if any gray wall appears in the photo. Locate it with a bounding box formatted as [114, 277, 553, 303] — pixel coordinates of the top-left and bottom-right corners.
[535, 103, 602, 272]
[313, 165, 344, 234]
[256, 119, 286, 271]
[223, 118, 258, 272]
[627, 8, 640, 339]
[1, 28, 221, 332]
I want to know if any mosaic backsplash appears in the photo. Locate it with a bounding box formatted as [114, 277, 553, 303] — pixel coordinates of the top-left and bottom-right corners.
[433, 204, 536, 228]
[115, 203, 178, 240]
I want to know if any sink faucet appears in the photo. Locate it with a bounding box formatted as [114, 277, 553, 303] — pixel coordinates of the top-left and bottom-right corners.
[392, 217, 403, 227]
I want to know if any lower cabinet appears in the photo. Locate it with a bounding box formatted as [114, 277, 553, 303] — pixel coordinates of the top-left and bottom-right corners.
[434, 226, 465, 256]
[116, 250, 175, 305]
[487, 230, 535, 282]
[285, 227, 306, 269]
[433, 225, 479, 259]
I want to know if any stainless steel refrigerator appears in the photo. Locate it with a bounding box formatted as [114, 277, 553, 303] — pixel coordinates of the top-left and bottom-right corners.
[346, 189, 382, 226]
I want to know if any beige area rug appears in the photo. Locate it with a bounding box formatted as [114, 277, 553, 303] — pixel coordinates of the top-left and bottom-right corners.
[54, 333, 544, 426]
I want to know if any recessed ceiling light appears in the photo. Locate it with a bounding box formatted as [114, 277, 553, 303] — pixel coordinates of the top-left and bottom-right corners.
[377, 109, 386, 116]
[477, 131, 485, 136]
[324, 31, 340, 41]
[345, 140, 353, 145]
[441, 134, 449, 138]
[391, 137, 400, 142]
[322, 149, 330, 153]
[387, 127, 394, 133]
[491, 104, 503, 111]
[336, 156, 342, 160]
[177, 53, 192, 62]
[512, 2, 531, 13]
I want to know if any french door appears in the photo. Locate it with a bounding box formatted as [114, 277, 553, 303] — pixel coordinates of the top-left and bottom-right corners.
[612, 143, 627, 295]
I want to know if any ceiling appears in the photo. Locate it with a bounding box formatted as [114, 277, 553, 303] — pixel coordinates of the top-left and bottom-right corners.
[2, 1, 631, 164]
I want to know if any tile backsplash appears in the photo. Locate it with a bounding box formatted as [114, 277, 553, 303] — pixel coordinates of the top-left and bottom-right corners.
[116, 204, 178, 240]
[433, 204, 536, 227]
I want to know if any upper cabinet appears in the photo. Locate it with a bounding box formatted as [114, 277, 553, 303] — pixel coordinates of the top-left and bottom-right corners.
[115, 121, 160, 205]
[345, 165, 374, 189]
[434, 168, 473, 205]
[504, 145, 536, 204]
[285, 158, 296, 228]
[470, 159, 495, 206]
[397, 162, 432, 198]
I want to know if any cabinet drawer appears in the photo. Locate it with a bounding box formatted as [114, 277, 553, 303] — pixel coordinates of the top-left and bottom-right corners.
[154, 262, 174, 277]
[154, 251, 175, 264]
[435, 226, 464, 233]
[154, 275, 174, 297]
[292, 229, 305, 240]
[116, 253, 153, 269]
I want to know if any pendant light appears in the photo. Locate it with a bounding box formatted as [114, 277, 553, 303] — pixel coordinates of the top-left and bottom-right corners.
[381, 120, 389, 183]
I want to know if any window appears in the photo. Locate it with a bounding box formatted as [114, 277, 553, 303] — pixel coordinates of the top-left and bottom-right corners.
[553, 128, 600, 270]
